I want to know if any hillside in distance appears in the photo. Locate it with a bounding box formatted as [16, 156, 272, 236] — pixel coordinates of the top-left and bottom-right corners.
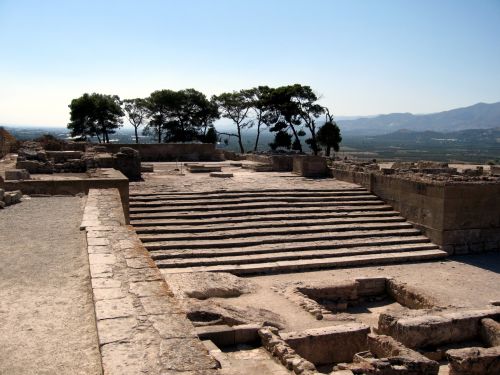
[338, 102, 500, 136]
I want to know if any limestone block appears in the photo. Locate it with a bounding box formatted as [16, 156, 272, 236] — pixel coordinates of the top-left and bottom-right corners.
[210, 172, 233, 178]
[281, 323, 370, 364]
[141, 163, 154, 172]
[378, 308, 500, 349]
[481, 318, 500, 346]
[367, 334, 439, 375]
[5, 169, 30, 180]
[292, 155, 328, 177]
[3, 190, 22, 205]
[113, 147, 141, 181]
[446, 346, 500, 375]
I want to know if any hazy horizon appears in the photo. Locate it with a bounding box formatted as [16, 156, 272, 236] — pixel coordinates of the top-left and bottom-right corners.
[1, 0, 500, 127]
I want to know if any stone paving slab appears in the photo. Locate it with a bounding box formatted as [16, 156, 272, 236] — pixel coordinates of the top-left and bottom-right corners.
[82, 188, 219, 375]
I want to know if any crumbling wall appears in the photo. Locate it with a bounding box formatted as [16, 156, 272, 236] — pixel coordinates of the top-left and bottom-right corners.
[98, 143, 223, 161]
[331, 162, 500, 254]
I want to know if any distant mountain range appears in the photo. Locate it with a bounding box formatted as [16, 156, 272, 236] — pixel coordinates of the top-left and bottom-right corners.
[372, 127, 500, 143]
[338, 102, 500, 136]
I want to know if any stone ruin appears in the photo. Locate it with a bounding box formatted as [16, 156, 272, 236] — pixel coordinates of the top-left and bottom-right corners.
[334, 159, 500, 183]
[188, 273, 500, 374]
[13, 141, 142, 181]
[0, 187, 22, 209]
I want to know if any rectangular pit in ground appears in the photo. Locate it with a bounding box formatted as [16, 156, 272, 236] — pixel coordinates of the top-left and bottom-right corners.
[291, 277, 436, 327]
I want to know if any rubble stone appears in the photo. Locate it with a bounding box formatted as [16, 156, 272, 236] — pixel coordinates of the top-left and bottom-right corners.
[446, 346, 500, 375]
[5, 169, 30, 180]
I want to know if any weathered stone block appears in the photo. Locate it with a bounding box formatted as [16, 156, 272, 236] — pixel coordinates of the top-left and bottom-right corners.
[447, 346, 500, 375]
[5, 169, 30, 180]
[367, 334, 439, 375]
[281, 323, 370, 364]
[378, 308, 500, 349]
[292, 155, 328, 177]
[481, 318, 500, 346]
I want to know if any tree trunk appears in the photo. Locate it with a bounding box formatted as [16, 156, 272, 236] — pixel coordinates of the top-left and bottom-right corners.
[237, 123, 245, 154]
[158, 127, 162, 143]
[134, 127, 139, 144]
[253, 121, 261, 152]
[289, 123, 303, 153]
[326, 145, 331, 157]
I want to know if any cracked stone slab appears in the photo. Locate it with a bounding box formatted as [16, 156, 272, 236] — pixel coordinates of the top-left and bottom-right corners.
[127, 267, 164, 282]
[89, 254, 117, 265]
[88, 245, 113, 254]
[93, 287, 125, 301]
[92, 278, 122, 289]
[89, 263, 113, 278]
[159, 338, 219, 371]
[97, 316, 137, 345]
[95, 297, 135, 320]
[140, 296, 184, 315]
[148, 314, 198, 339]
[125, 257, 156, 269]
[87, 237, 110, 246]
[129, 281, 170, 297]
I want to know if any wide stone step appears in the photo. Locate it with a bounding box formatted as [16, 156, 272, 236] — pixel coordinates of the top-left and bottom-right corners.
[155, 243, 441, 268]
[149, 236, 433, 259]
[144, 228, 423, 250]
[130, 210, 402, 227]
[139, 222, 414, 242]
[134, 216, 407, 234]
[129, 190, 371, 202]
[130, 205, 394, 220]
[159, 249, 449, 275]
[129, 188, 367, 198]
[129, 200, 386, 213]
[129, 195, 380, 207]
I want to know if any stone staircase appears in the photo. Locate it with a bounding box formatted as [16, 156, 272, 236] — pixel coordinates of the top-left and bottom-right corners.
[129, 188, 447, 275]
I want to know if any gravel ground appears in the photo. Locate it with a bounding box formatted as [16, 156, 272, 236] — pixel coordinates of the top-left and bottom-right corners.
[0, 196, 102, 375]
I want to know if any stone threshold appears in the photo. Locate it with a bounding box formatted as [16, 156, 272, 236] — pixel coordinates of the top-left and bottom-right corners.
[81, 188, 219, 374]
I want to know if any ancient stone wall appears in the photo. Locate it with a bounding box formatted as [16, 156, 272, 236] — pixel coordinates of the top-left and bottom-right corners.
[293, 155, 328, 177]
[81, 189, 218, 374]
[331, 167, 500, 254]
[1, 168, 130, 222]
[99, 143, 223, 162]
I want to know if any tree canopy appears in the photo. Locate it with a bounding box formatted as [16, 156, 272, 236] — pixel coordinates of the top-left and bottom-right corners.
[66, 84, 341, 154]
[317, 111, 342, 156]
[213, 90, 253, 153]
[143, 89, 219, 143]
[123, 98, 149, 144]
[68, 93, 124, 143]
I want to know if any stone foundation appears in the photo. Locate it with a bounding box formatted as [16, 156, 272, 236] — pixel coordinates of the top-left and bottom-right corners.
[378, 308, 500, 349]
[446, 346, 500, 375]
[331, 165, 500, 254]
[280, 323, 370, 365]
[100, 143, 223, 162]
[293, 155, 328, 177]
[81, 189, 219, 374]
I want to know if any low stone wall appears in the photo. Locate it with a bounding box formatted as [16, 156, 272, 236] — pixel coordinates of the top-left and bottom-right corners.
[367, 334, 439, 375]
[280, 323, 370, 364]
[81, 189, 218, 374]
[378, 308, 500, 349]
[446, 346, 500, 375]
[1, 169, 129, 222]
[100, 143, 223, 162]
[293, 155, 328, 177]
[331, 168, 500, 254]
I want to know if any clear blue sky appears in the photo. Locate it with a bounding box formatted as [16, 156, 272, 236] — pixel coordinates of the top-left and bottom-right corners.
[1, 0, 499, 126]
